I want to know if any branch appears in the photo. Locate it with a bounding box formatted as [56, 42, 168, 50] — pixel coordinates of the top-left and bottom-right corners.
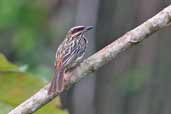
[8, 5, 171, 114]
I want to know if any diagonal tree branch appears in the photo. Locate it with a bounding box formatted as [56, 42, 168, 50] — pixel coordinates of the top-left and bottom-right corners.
[8, 5, 171, 114]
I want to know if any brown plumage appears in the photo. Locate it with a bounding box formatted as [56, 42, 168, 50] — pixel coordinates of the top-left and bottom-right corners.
[48, 26, 93, 95]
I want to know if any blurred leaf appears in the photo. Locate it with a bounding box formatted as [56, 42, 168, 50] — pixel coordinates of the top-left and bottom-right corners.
[0, 53, 19, 72]
[0, 73, 43, 106]
[0, 54, 67, 114]
[18, 2, 47, 29]
[0, 0, 23, 29]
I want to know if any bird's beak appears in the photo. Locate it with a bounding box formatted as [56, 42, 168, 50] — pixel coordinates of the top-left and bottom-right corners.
[85, 26, 93, 31]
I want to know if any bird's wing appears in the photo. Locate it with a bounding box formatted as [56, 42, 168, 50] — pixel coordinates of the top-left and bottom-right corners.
[63, 38, 86, 66]
[55, 37, 87, 69]
[62, 40, 80, 66]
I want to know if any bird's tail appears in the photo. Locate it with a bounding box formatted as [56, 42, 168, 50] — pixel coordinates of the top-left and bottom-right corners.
[48, 68, 65, 95]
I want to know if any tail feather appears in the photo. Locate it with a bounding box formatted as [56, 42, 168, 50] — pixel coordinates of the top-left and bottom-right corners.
[48, 68, 65, 95]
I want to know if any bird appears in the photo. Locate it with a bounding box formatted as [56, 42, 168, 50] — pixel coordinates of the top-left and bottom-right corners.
[48, 25, 93, 95]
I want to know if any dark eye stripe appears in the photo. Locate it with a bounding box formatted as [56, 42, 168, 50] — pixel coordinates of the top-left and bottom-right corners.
[71, 27, 85, 34]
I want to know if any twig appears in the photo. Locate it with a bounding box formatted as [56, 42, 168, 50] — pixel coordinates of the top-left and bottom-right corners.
[8, 5, 171, 114]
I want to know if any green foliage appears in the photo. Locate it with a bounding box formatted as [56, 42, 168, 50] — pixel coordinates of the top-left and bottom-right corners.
[0, 0, 47, 29]
[0, 0, 66, 113]
[0, 0, 20, 29]
[0, 0, 51, 71]
[0, 53, 66, 114]
[13, 27, 37, 54]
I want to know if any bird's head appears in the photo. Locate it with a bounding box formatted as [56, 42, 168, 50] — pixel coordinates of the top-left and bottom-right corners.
[67, 26, 93, 39]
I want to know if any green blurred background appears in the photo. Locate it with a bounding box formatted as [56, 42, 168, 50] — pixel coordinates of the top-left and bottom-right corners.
[1, 0, 171, 114]
[0, 0, 70, 113]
